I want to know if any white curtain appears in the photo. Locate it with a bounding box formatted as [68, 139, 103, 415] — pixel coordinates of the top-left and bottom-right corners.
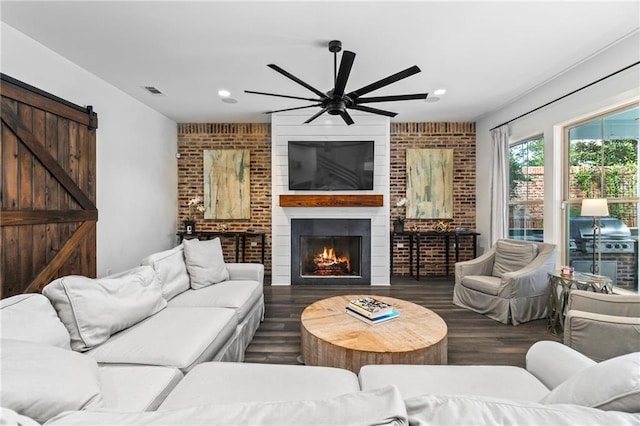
[490, 125, 510, 245]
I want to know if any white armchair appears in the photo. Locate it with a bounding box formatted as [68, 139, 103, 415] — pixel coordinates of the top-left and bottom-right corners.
[564, 290, 640, 361]
[453, 239, 557, 325]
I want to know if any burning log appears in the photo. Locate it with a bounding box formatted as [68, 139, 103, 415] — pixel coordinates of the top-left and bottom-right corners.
[311, 246, 351, 274]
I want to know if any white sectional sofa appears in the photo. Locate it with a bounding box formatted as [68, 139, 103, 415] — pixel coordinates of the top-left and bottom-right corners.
[40, 239, 265, 374]
[1, 239, 639, 424]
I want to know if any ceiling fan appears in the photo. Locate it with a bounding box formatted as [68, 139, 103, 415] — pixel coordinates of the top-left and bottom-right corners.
[245, 40, 428, 125]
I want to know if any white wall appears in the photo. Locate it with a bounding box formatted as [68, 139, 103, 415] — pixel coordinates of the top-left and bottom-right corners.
[271, 113, 391, 285]
[1, 23, 179, 276]
[476, 32, 640, 260]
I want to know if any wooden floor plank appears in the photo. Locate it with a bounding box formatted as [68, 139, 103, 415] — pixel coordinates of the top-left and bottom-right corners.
[244, 276, 560, 368]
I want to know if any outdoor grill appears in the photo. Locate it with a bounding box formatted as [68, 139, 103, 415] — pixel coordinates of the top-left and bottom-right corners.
[569, 217, 637, 254]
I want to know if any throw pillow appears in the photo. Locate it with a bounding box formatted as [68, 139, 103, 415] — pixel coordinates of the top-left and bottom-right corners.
[0, 339, 103, 423]
[541, 352, 640, 412]
[0, 407, 41, 426]
[492, 240, 538, 277]
[141, 244, 190, 301]
[183, 238, 229, 289]
[0, 293, 71, 349]
[42, 266, 167, 352]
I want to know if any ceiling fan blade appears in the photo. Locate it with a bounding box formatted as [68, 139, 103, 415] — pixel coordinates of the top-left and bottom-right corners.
[244, 90, 322, 102]
[347, 65, 422, 98]
[339, 110, 354, 126]
[264, 103, 323, 114]
[355, 93, 428, 104]
[304, 108, 328, 124]
[333, 51, 356, 98]
[349, 104, 398, 117]
[268, 64, 328, 99]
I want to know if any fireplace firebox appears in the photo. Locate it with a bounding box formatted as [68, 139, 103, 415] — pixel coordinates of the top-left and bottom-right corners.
[291, 219, 371, 285]
[300, 236, 361, 277]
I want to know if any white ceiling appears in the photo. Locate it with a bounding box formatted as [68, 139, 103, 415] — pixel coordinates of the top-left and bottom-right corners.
[2, 1, 639, 124]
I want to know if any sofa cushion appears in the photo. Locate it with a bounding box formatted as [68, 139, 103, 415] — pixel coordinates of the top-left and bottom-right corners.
[461, 275, 502, 296]
[541, 352, 640, 412]
[86, 307, 237, 373]
[167, 280, 262, 321]
[160, 362, 360, 408]
[183, 238, 229, 289]
[99, 365, 183, 411]
[406, 394, 640, 426]
[47, 386, 406, 426]
[0, 293, 71, 349]
[0, 339, 103, 423]
[492, 240, 538, 278]
[141, 244, 190, 301]
[359, 364, 550, 401]
[42, 266, 167, 352]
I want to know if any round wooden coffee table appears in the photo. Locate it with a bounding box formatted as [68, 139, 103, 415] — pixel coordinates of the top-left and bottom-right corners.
[300, 295, 447, 373]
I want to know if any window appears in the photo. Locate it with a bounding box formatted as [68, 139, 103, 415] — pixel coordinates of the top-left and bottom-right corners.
[509, 136, 544, 242]
[564, 105, 639, 291]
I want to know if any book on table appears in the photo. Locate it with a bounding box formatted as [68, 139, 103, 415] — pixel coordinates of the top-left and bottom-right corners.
[345, 307, 399, 325]
[347, 297, 393, 319]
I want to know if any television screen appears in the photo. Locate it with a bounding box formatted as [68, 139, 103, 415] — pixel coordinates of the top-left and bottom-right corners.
[288, 141, 375, 190]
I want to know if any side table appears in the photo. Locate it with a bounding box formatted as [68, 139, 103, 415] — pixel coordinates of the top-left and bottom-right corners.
[547, 271, 613, 336]
[176, 230, 266, 264]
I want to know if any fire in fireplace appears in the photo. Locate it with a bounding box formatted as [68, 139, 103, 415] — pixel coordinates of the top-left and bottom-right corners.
[291, 218, 371, 285]
[301, 236, 360, 277]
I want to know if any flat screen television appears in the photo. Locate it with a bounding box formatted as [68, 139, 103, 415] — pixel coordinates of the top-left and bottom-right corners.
[288, 141, 375, 190]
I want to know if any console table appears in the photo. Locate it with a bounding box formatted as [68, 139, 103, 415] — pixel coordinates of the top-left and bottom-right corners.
[176, 230, 266, 264]
[390, 231, 479, 280]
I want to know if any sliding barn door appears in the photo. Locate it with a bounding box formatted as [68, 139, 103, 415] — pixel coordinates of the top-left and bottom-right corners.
[0, 74, 98, 297]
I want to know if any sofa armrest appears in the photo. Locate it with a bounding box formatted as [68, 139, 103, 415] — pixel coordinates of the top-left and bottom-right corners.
[525, 340, 595, 390]
[225, 263, 264, 286]
[455, 249, 496, 285]
[567, 290, 640, 317]
[563, 309, 640, 361]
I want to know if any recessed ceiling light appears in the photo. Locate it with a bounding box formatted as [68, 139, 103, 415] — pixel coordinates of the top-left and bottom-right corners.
[433, 88, 447, 96]
[218, 89, 231, 97]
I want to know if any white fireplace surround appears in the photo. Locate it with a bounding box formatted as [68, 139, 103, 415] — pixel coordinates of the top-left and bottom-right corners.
[271, 113, 391, 285]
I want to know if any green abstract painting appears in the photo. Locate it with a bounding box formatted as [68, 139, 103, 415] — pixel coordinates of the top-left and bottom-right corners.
[204, 149, 250, 219]
[406, 148, 453, 219]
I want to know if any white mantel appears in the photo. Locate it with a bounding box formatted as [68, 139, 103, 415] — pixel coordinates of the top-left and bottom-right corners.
[271, 113, 391, 285]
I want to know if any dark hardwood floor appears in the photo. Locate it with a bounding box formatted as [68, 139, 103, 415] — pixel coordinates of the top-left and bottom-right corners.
[244, 276, 560, 368]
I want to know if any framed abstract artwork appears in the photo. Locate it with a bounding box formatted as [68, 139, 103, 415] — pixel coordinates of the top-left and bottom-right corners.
[406, 148, 453, 219]
[204, 149, 250, 219]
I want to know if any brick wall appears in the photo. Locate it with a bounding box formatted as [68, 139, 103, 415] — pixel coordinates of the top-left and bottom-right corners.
[177, 123, 272, 271]
[177, 122, 477, 278]
[390, 123, 477, 276]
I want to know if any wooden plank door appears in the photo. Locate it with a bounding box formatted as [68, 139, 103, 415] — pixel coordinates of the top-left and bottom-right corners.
[0, 74, 98, 297]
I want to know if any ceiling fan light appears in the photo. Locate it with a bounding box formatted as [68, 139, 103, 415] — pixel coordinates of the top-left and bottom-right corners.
[218, 89, 231, 97]
[433, 88, 447, 96]
[327, 99, 346, 115]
